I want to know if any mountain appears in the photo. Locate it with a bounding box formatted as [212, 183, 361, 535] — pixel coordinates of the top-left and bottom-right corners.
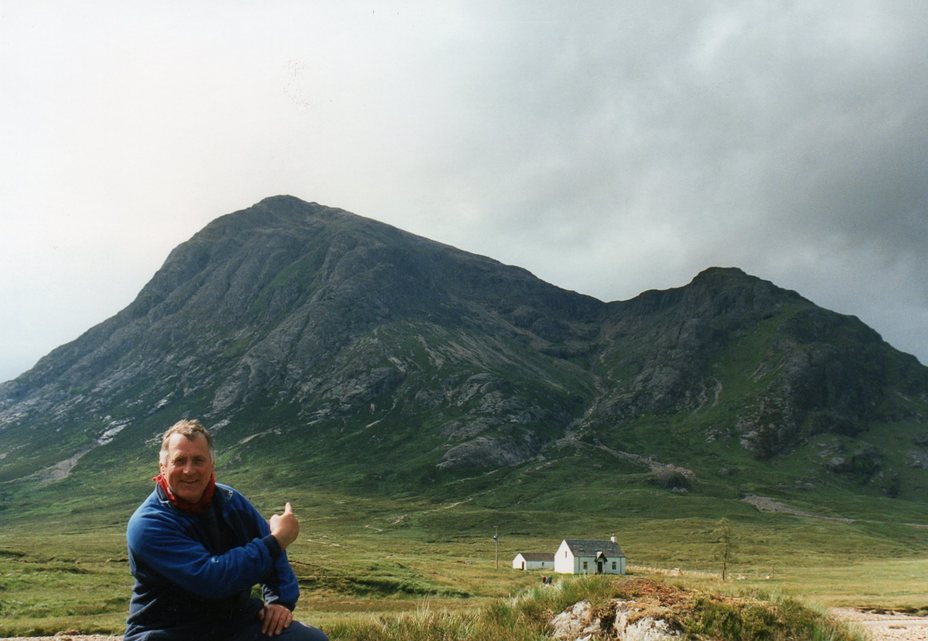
[1, 195, 926, 506]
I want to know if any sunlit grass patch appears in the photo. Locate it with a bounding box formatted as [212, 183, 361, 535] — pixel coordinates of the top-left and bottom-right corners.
[323, 576, 870, 641]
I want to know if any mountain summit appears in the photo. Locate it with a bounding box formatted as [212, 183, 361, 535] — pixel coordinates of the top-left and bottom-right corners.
[1, 196, 926, 501]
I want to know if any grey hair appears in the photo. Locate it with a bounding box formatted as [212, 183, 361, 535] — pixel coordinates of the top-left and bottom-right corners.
[159, 419, 215, 464]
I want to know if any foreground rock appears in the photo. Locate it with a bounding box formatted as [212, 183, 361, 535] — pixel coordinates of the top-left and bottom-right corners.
[551, 598, 680, 640]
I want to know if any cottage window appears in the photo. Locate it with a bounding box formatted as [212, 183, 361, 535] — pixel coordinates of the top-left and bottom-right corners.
[583, 561, 588, 570]
[612, 562, 617, 570]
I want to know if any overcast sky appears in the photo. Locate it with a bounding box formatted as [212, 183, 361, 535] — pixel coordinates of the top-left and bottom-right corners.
[1, 0, 926, 383]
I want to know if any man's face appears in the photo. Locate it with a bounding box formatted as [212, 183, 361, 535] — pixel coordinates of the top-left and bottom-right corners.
[160, 433, 214, 503]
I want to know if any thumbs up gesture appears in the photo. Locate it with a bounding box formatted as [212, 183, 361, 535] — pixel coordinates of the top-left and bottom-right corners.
[269, 501, 300, 550]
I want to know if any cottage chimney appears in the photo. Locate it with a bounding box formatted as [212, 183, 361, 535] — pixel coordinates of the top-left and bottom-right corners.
[610, 534, 616, 543]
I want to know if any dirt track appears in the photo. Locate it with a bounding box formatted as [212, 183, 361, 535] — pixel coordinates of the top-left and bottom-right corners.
[831, 608, 928, 640]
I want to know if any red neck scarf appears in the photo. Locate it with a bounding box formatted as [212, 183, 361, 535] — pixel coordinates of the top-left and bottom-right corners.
[153, 473, 217, 514]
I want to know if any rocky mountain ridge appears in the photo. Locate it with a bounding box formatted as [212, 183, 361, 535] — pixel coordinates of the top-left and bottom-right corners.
[1, 196, 926, 499]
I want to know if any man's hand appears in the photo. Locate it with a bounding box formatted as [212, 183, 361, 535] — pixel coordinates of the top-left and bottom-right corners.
[269, 501, 300, 549]
[258, 603, 293, 636]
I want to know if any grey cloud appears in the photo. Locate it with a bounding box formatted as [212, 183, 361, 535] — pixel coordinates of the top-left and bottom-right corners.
[407, 1, 928, 362]
[1, 0, 926, 382]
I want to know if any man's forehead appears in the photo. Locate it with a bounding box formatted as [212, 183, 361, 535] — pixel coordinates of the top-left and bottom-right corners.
[165, 432, 210, 455]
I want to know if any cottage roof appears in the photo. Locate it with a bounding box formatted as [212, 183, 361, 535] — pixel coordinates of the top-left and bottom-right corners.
[516, 552, 555, 562]
[562, 538, 625, 558]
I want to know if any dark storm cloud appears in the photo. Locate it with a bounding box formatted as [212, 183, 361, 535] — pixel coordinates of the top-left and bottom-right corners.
[1, 1, 925, 382]
[409, 1, 927, 361]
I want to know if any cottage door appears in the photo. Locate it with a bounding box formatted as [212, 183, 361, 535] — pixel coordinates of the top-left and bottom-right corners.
[597, 560, 603, 573]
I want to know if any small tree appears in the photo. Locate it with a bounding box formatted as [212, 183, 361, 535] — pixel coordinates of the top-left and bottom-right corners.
[714, 518, 735, 581]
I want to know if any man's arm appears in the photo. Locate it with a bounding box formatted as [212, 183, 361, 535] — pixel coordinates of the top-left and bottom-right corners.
[258, 502, 302, 610]
[127, 510, 278, 601]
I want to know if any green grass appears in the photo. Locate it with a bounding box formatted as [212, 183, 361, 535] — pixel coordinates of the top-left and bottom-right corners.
[0, 529, 131, 636]
[1, 472, 927, 637]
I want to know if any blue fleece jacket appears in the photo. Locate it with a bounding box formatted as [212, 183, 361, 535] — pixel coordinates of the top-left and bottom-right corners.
[124, 483, 299, 640]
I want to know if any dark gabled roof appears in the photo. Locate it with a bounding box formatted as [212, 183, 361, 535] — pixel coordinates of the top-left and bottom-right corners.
[562, 538, 625, 558]
[515, 552, 555, 562]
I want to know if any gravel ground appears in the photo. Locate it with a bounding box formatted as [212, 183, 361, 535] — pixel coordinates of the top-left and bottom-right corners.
[832, 608, 928, 640]
[0, 637, 121, 641]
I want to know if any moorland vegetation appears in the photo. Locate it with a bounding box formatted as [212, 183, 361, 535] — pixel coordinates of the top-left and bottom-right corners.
[1, 196, 926, 637]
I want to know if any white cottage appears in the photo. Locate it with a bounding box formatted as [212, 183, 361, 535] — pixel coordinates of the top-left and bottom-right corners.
[512, 552, 555, 570]
[554, 536, 626, 575]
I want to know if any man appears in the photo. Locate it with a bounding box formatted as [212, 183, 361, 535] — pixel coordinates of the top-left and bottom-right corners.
[125, 419, 328, 641]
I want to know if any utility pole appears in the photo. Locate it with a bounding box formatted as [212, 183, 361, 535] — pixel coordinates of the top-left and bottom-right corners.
[493, 526, 499, 569]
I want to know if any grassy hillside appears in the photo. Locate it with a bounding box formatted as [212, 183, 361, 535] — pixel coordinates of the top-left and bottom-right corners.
[3, 356, 926, 636]
[2, 446, 927, 636]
